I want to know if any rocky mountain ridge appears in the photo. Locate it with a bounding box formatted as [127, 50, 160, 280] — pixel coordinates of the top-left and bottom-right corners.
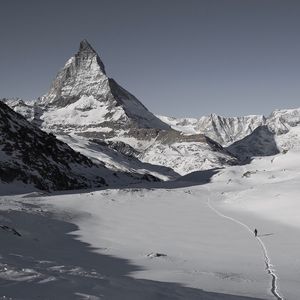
[1, 40, 238, 176]
[0, 101, 107, 191]
[158, 107, 300, 147]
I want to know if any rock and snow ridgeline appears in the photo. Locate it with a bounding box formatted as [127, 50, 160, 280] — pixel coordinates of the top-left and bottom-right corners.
[1, 39, 300, 188]
[158, 107, 300, 147]
[1, 40, 240, 179]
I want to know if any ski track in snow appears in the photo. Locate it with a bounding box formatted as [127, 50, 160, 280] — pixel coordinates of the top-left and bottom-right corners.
[205, 189, 284, 300]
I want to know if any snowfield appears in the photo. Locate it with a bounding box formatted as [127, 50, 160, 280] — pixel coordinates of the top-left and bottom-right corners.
[1, 40, 300, 299]
[1, 150, 299, 299]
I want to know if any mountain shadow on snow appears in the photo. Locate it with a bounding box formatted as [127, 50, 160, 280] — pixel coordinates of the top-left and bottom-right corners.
[0, 209, 266, 300]
[227, 126, 280, 162]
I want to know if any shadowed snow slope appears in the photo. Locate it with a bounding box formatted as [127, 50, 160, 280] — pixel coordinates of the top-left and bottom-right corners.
[227, 126, 280, 162]
[0, 199, 264, 300]
[40, 149, 300, 299]
[227, 123, 300, 161]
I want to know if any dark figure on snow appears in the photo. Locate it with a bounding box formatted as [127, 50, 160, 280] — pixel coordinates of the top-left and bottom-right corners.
[254, 228, 258, 237]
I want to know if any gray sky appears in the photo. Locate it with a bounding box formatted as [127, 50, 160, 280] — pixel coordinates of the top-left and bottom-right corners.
[1, 0, 300, 117]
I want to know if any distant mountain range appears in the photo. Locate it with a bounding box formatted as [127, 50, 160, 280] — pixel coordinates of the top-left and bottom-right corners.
[158, 107, 300, 146]
[1, 40, 300, 190]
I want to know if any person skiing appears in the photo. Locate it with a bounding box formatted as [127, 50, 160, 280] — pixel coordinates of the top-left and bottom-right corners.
[254, 228, 258, 237]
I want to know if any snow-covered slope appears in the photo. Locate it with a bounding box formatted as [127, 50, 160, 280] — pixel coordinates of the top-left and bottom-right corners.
[11, 148, 296, 299]
[267, 107, 300, 134]
[275, 125, 300, 151]
[139, 131, 238, 175]
[58, 134, 180, 181]
[1, 144, 300, 299]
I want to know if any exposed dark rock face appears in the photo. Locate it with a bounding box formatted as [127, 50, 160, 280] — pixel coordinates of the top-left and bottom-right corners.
[91, 139, 140, 158]
[0, 101, 107, 191]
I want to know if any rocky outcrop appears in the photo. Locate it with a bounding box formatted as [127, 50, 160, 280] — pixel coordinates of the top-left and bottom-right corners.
[0, 101, 108, 191]
[227, 126, 280, 162]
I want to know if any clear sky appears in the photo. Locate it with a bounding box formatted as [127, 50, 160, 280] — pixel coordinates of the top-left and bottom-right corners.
[1, 0, 300, 117]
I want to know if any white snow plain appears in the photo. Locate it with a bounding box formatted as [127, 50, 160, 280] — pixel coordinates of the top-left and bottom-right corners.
[1, 150, 299, 299]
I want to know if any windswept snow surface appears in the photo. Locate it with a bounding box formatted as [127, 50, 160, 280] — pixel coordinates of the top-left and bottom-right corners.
[1, 150, 300, 299]
[44, 150, 300, 299]
[0, 194, 264, 300]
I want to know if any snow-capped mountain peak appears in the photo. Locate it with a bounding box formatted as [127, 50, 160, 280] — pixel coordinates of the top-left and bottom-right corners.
[39, 39, 107, 107]
[77, 39, 106, 74]
[36, 40, 169, 132]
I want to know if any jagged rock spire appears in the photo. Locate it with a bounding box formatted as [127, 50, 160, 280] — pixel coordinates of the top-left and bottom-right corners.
[39, 40, 108, 106]
[75, 39, 106, 74]
[79, 39, 97, 53]
[37, 40, 170, 131]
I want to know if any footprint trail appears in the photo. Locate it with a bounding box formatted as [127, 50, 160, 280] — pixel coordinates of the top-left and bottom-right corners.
[205, 190, 284, 300]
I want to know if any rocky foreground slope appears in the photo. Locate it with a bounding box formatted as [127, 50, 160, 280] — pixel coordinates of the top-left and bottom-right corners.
[0, 101, 161, 192]
[0, 101, 108, 191]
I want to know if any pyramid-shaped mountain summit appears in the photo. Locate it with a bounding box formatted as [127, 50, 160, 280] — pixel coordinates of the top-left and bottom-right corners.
[37, 40, 170, 134]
